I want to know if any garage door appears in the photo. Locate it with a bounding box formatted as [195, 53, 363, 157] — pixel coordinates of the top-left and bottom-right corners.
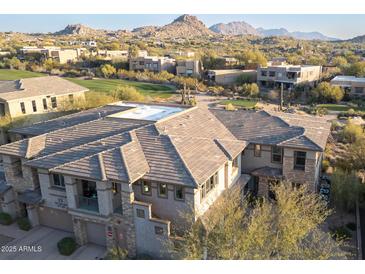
[38, 206, 73, 232]
[86, 222, 106, 246]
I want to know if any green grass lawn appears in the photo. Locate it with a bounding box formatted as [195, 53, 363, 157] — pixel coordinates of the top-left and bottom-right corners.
[0, 69, 45, 81]
[317, 104, 365, 112]
[67, 78, 176, 99]
[220, 99, 258, 108]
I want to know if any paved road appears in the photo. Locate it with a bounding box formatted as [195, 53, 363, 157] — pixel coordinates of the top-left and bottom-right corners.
[0, 225, 105, 260]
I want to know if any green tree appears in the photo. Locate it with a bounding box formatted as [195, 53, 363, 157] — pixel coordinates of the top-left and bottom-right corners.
[310, 82, 344, 103]
[238, 50, 267, 69]
[331, 169, 363, 213]
[100, 64, 116, 78]
[5, 57, 22, 70]
[345, 61, 365, 77]
[241, 83, 259, 97]
[111, 85, 145, 102]
[340, 122, 364, 143]
[331, 56, 348, 67]
[175, 182, 345, 260]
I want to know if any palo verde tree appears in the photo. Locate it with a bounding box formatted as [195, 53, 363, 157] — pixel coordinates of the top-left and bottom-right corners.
[173, 182, 346, 260]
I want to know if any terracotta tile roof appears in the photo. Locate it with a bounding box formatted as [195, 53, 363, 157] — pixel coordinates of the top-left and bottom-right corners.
[0, 106, 246, 187]
[210, 109, 330, 151]
[0, 76, 88, 101]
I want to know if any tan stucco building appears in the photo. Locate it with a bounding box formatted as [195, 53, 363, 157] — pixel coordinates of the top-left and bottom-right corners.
[330, 75, 365, 98]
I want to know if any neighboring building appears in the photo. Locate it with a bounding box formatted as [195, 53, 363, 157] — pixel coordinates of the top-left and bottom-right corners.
[217, 56, 240, 68]
[46, 48, 84, 64]
[176, 60, 203, 77]
[0, 76, 88, 119]
[206, 69, 257, 86]
[0, 51, 11, 57]
[96, 50, 128, 60]
[257, 64, 322, 89]
[0, 102, 330, 258]
[330, 75, 365, 98]
[129, 56, 176, 73]
[168, 51, 195, 58]
[19, 47, 84, 64]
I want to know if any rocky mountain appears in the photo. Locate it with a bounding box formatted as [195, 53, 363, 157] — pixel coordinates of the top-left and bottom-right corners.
[345, 34, 365, 43]
[54, 24, 107, 36]
[257, 27, 338, 41]
[132, 14, 215, 39]
[209, 21, 260, 36]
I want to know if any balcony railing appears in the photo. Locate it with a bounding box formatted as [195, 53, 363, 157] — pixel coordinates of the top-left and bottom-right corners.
[76, 195, 99, 213]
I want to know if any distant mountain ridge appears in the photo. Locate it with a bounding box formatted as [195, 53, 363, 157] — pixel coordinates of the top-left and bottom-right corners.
[345, 34, 365, 43]
[257, 27, 338, 41]
[132, 14, 214, 38]
[209, 21, 259, 36]
[50, 15, 355, 42]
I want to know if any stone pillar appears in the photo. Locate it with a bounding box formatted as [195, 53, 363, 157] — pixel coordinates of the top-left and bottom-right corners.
[258, 177, 269, 198]
[73, 217, 87, 245]
[120, 182, 137, 258]
[96, 181, 113, 216]
[1, 188, 18, 218]
[26, 205, 39, 227]
[65, 176, 78, 209]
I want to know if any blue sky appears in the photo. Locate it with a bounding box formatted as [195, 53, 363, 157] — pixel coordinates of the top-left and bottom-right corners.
[0, 14, 363, 39]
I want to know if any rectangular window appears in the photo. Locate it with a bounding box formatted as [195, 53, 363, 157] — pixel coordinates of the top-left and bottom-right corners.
[51, 97, 57, 108]
[271, 146, 283, 163]
[112, 182, 118, 194]
[269, 71, 276, 77]
[158, 183, 168, 198]
[261, 70, 267, 76]
[141, 180, 151, 195]
[155, 226, 164, 235]
[175, 186, 185, 201]
[20, 102, 26, 114]
[32, 100, 37, 112]
[68, 94, 74, 104]
[43, 98, 48, 110]
[294, 151, 306, 170]
[201, 172, 218, 201]
[52, 174, 65, 188]
[136, 209, 145, 218]
[254, 144, 261, 157]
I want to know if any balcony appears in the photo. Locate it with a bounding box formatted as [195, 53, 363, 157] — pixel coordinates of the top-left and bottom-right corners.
[76, 195, 99, 213]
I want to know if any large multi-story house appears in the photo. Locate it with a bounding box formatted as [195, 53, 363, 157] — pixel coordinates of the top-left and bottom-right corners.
[257, 63, 322, 90]
[0, 102, 330, 258]
[129, 56, 176, 73]
[176, 60, 203, 77]
[330, 75, 365, 98]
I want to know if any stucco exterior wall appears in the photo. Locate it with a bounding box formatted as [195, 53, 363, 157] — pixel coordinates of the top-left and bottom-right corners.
[5, 91, 85, 118]
[241, 144, 283, 173]
[133, 181, 194, 227]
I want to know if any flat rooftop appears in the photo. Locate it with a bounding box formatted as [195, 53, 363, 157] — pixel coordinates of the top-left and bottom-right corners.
[331, 75, 365, 83]
[108, 103, 185, 121]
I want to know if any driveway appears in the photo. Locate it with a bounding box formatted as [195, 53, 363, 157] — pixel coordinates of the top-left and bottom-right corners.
[0, 224, 105, 260]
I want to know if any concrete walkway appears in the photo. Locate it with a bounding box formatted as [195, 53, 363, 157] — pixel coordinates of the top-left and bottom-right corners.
[0, 225, 105, 260]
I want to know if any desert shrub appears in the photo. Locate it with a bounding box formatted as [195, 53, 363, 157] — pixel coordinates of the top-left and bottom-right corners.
[225, 103, 236, 111]
[0, 212, 13, 225]
[57, 237, 78, 256]
[111, 85, 145, 102]
[322, 159, 330, 172]
[331, 226, 352, 240]
[340, 122, 364, 143]
[17, 217, 32, 231]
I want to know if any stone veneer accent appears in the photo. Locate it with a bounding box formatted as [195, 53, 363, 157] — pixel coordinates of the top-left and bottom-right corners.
[118, 186, 137, 258]
[72, 216, 88, 245]
[282, 155, 317, 192]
